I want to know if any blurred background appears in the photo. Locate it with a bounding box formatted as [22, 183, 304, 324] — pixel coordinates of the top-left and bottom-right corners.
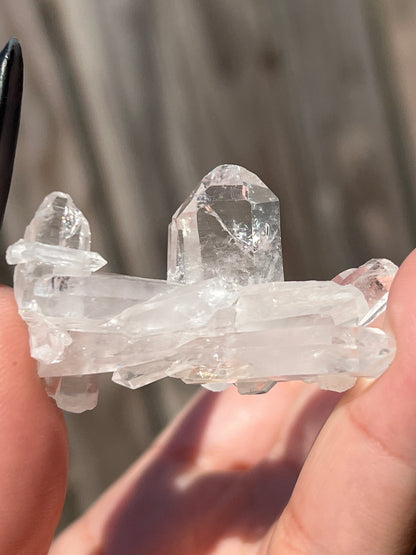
[0, 0, 415, 531]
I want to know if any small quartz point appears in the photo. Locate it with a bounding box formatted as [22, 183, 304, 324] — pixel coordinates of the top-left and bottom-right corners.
[6, 166, 398, 412]
[333, 258, 398, 325]
[7, 193, 106, 412]
[43, 375, 99, 413]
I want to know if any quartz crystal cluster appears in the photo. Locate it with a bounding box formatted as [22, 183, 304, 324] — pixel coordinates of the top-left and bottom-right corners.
[6, 165, 397, 412]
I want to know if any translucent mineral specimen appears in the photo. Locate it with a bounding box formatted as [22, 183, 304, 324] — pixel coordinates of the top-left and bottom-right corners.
[333, 258, 397, 325]
[6, 165, 398, 412]
[168, 164, 284, 393]
[168, 164, 283, 285]
[7, 193, 103, 412]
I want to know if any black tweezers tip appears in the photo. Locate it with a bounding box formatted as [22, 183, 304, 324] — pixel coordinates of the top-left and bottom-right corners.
[0, 38, 23, 230]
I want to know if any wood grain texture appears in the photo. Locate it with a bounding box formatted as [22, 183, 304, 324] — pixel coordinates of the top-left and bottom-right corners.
[0, 0, 414, 530]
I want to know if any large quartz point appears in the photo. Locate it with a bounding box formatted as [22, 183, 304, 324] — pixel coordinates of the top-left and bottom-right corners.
[167, 164, 283, 394]
[6, 165, 398, 413]
[168, 164, 283, 285]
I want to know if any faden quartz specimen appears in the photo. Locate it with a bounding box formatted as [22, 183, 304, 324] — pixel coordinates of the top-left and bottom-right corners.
[6, 165, 397, 412]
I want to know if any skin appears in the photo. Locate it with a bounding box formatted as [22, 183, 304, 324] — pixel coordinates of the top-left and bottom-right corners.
[2, 250, 416, 554]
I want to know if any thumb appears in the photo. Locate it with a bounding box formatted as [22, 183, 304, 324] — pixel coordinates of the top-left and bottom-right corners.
[0, 286, 68, 554]
[266, 250, 416, 553]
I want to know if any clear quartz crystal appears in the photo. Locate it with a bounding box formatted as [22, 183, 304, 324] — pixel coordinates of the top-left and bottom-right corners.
[43, 375, 99, 413]
[333, 258, 398, 325]
[167, 164, 283, 394]
[24, 192, 92, 249]
[6, 192, 106, 412]
[168, 165, 283, 285]
[6, 167, 398, 412]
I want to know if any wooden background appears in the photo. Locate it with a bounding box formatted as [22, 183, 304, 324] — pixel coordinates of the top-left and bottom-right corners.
[0, 0, 416, 531]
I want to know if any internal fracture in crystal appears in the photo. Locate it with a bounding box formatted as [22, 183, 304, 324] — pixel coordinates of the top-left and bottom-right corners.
[6, 165, 397, 412]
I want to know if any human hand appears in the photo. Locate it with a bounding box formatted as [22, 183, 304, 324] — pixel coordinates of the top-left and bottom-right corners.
[0, 286, 67, 554]
[3, 250, 416, 554]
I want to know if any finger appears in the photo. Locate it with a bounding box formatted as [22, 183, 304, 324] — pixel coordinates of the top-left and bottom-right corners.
[266, 249, 416, 554]
[52, 371, 341, 553]
[158, 381, 338, 470]
[0, 287, 68, 554]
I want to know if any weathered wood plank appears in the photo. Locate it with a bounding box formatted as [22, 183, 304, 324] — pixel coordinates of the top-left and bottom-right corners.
[379, 0, 416, 205]
[273, 0, 414, 273]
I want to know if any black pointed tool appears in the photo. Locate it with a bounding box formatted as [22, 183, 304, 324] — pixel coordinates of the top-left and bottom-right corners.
[0, 38, 23, 229]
